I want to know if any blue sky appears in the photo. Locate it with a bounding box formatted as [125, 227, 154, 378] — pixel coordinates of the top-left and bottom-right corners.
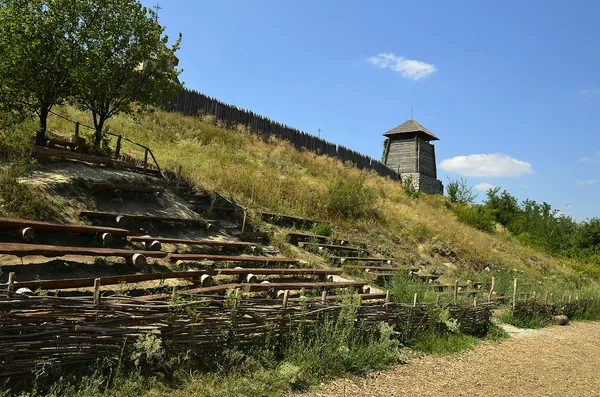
[143, 0, 600, 221]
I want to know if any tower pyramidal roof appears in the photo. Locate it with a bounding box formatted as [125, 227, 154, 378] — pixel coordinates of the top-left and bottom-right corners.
[382, 119, 439, 141]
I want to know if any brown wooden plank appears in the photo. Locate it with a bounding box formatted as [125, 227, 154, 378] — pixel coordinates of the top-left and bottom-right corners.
[170, 254, 298, 264]
[87, 183, 164, 194]
[0, 242, 166, 259]
[2, 268, 343, 290]
[139, 281, 368, 300]
[332, 257, 392, 264]
[298, 242, 367, 253]
[127, 236, 252, 248]
[342, 265, 398, 271]
[35, 146, 161, 175]
[0, 217, 130, 237]
[194, 206, 237, 213]
[80, 211, 210, 225]
[288, 292, 386, 302]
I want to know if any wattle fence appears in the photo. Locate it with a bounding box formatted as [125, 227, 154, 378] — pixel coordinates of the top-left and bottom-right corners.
[165, 88, 399, 181]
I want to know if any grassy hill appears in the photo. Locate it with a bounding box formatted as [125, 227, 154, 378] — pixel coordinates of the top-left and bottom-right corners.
[2, 105, 600, 396]
[33, 105, 598, 296]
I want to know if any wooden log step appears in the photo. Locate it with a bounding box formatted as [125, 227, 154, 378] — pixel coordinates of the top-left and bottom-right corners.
[80, 211, 211, 227]
[45, 138, 79, 151]
[5, 267, 343, 290]
[139, 281, 368, 301]
[85, 183, 164, 194]
[298, 242, 368, 254]
[286, 231, 366, 248]
[0, 217, 130, 237]
[286, 231, 330, 243]
[0, 242, 166, 260]
[287, 292, 387, 303]
[261, 212, 320, 227]
[35, 146, 161, 175]
[0, 270, 216, 290]
[343, 265, 398, 271]
[412, 274, 440, 282]
[194, 205, 238, 214]
[332, 257, 392, 265]
[236, 232, 269, 241]
[127, 236, 252, 248]
[216, 268, 342, 276]
[170, 254, 298, 265]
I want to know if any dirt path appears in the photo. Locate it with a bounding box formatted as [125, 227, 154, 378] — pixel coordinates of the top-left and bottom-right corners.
[296, 322, 600, 397]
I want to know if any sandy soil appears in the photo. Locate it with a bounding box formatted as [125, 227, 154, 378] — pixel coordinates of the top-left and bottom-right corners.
[295, 321, 600, 397]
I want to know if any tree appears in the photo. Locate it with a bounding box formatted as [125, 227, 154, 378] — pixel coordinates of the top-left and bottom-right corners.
[445, 177, 478, 204]
[72, 0, 182, 148]
[0, 0, 80, 145]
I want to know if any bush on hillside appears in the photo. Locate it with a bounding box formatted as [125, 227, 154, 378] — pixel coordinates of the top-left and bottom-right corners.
[451, 204, 496, 233]
[325, 176, 378, 220]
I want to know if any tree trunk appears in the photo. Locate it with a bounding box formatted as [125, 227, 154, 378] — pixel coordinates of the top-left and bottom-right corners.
[35, 107, 49, 146]
[93, 117, 105, 148]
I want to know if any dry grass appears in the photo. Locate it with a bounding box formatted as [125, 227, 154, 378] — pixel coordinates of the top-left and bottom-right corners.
[45, 106, 588, 285]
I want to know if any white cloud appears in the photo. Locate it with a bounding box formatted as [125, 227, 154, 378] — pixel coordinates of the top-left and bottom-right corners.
[581, 151, 600, 164]
[474, 182, 496, 192]
[576, 179, 599, 185]
[367, 53, 436, 80]
[439, 153, 534, 178]
[579, 89, 600, 96]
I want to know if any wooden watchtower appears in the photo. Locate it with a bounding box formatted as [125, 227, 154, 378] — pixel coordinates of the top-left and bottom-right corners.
[381, 119, 443, 195]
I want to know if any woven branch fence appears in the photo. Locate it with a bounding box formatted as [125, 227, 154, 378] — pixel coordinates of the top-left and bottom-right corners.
[513, 298, 600, 321]
[0, 290, 490, 378]
[163, 89, 399, 181]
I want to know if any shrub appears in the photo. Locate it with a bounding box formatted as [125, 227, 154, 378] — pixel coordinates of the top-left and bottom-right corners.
[310, 222, 332, 237]
[451, 204, 496, 233]
[325, 176, 378, 220]
[446, 177, 477, 204]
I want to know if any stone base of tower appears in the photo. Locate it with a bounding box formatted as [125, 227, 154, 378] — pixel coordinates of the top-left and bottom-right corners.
[400, 173, 444, 195]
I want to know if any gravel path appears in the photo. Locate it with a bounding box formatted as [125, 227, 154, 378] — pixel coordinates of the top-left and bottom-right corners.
[295, 321, 600, 397]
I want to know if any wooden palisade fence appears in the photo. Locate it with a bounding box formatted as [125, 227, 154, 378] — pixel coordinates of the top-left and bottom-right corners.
[165, 89, 399, 181]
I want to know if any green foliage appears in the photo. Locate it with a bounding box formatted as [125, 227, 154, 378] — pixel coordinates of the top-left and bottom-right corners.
[325, 176, 378, 220]
[446, 177, 477, 204]
[0, 0, 80, 144]
[408, 321, 478, 355]
[0, 120, 35, 163]
[451, 203, 496, 233]
[72, 0, 182, 147]
[401, 174, 419, 198]
[0, 166, 60, 220]
[485, 323, 509, 341]
[310, 222, 333, 237]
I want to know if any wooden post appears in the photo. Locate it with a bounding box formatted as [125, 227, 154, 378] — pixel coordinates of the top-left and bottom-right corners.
[488, 277, 495, 302]
[453, 280, 459, 305]
[413, 293, 418, 307]
[175, 165, 182, 193]
[385, 290, 391, 303]
[241, 210, 247, 234]
[473, 297, 477, 308]
[143, 148, 149, 170]
[72, 122, 80, 144]
[436, 295, 440, 306]
[7, 272, 15, 292]
[234, 288, 241, 310]
[282, 289, 289, 309]
[114, 135, 122, 159]
[545, 291, 549, 305]
[93, 278, 101, 305]
[512, 278, 518, 315]
[357, 294, 363, 307]
[321, 290, 327, 304]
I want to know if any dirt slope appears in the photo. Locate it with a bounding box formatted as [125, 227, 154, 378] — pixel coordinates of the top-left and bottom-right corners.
[295, 322, 600, 397]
